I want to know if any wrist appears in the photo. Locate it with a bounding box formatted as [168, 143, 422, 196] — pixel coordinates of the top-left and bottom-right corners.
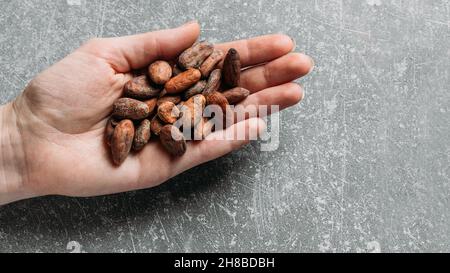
[0, 102, 35, 205]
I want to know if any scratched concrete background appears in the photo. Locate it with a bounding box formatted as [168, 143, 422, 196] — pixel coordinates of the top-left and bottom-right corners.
[0, 0, 449, 253]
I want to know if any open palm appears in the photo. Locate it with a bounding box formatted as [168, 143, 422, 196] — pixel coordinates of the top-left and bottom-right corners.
[10, 22, 313, 199]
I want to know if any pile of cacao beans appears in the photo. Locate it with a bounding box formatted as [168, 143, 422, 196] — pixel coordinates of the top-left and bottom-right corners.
[105, 41, 250, 166]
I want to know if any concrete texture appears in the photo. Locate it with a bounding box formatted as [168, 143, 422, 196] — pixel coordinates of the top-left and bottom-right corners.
[0, 0, 449, 253]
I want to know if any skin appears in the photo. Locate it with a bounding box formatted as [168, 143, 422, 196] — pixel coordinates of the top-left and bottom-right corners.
[0, 21, 313, 206]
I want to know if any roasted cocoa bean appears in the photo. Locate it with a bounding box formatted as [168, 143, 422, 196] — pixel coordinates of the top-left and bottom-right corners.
[160, 125, 187, 157]
[158, 101, 181, 124]
[124, 75, 161, 99]
[183, 80, 207, 100]
[148, 61, 172, 85]
[180, 94, 206, 128]
[202, 69, 222, 96]
[157, 95, 182, 106]
[178, 41, 214, 69]
[111, 119, 135, 166]
[165, 68, 202, 94]
[222, 87, 250, 105]
[113, 98, 150, 120]
[150, 116, 164, 136]
[200, 49, 225, 78]
[223, 48, 241, 88]
[133, 119, 151, 151]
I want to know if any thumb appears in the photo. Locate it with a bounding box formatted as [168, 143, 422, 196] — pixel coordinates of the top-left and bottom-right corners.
[80, 21, 200, 72]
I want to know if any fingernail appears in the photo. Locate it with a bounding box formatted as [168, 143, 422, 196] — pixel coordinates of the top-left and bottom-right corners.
[308, 56, 315, 74]
[290, 36, 297, 52]
[182, 20, 198, 26]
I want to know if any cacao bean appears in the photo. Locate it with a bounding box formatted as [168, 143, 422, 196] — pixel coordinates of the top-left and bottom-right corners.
[206, 91, 229, 115]
[202, 69, 222, 96]
[158, 101, 181, 124]
[183, 80, 207, 100]
[113, 98, 150, 120]
[180, 94, 206, 129]
[150, 116, 164, 136]
[165, 68, 201, 94]
[200, 49, 225, 78]
[223, 48, 241, 88]
[194, 117, 215, 140]
[148, 61, 172, 85]
[111, 119, 135, 166]
[133, 119, 151, 151]
[222, 87, 250, 105]
[124, 75, 161, 99]
[178, 41, 214, 69]
[160, 125, 187, 157]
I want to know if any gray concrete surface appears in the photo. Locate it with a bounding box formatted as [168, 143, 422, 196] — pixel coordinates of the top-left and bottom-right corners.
[0, 0, 449, 253]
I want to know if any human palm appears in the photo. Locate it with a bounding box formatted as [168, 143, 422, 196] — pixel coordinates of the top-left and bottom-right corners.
[8, 22, 313, 199]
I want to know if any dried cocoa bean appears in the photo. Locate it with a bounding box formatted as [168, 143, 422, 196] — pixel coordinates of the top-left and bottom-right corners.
[160, 125, 187, 157]
[206, 91, 229, 115]
[180, 94, 206, 128]
[157, 95, 182, 106]
[133, 119, 151, 151]
[158, 101, 181, 124]
[150, 116, 164, 136]
[148, 61, 172, 85]
[202, 69, 222, 96]
[111, 119, 135, 166]
[113, 98, 150, 120]
[183, 80, 207, 100]
[144, 98, 158, 115]
[200, 49, 225, 78]
[124, 75, 161, 99]
[178, 41, 214, 69]
[223, 48, 241, 88]
[165, 68, 202, 94]
[222, 87, 250, 105]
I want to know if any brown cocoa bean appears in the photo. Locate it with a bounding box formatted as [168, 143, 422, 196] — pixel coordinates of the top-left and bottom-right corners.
[222, 87, 250, 105]
[124, 75, 161, 99]
[180, 94, 206, 128]
[165, 68, 201, 94]
[148, 61, 172, 85]
[206, 92, 230, 129]
[132, 119, 151, 151]
[113, 98, 150, 120]
[178, 41, 214, 69]
[223, 48, 241, 88]
[160, 125, 187, 157]
[200, 49, 225, 78]
[202, 69, 222, 96]
[150, 116, 164, 136]
[183, 80, 207, 100]
[111, 119, 135, 166]
[144, 98, 158, 115]
[158, 101, 181, 124]
[157, 95, 182, 106]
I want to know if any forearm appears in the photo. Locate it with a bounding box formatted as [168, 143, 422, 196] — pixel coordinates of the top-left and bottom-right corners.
[0, 102, 34, 205]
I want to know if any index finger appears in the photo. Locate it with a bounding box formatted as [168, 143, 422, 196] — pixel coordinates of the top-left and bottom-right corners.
[215, 34, 295, 68]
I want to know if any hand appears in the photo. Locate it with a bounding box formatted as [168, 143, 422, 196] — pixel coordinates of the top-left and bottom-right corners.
[0, 21, 313, 205]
